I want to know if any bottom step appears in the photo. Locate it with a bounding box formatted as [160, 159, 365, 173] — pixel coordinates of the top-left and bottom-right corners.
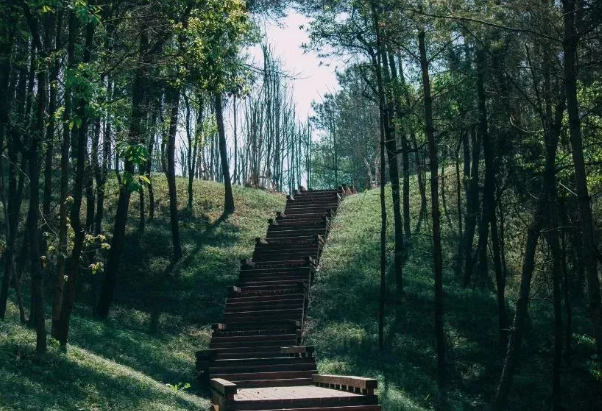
[251, 407, 380, 411]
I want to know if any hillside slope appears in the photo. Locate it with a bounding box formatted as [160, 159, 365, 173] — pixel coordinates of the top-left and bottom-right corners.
[308, 186, 601, 411]
[0, 177, 285, 411]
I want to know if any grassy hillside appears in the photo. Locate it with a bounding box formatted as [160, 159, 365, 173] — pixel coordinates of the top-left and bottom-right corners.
[0, 176, 286, 411]
[2, 175, 600, 411]
[308, 184, 601, 411]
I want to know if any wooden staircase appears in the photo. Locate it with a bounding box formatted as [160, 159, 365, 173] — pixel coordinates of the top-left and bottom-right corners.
[196, 186, 381, 411]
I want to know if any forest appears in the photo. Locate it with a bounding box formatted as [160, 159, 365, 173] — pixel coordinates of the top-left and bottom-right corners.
[1, 0, 601, 410]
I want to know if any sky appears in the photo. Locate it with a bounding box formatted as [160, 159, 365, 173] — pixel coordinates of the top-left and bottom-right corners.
[248, 10, 342, 121]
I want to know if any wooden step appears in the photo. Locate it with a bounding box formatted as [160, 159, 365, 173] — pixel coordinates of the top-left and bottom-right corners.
[209, 362, 317, 374]
[212, 370, 315, 382]
[228, 293, 306, 303]
[211, 357, 315, 367]
[247, 406, 380, 411]
[210, 338, 298, 349]
[231, 395, 378, 410]
[231, 378, 314, 389]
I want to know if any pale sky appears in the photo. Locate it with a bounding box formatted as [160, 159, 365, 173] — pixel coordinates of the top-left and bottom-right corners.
[248, 10, 341, 121]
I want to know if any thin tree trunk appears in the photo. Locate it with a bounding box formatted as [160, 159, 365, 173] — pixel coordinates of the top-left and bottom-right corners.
[26, 17, 49, 353]
[490, 202, 543, 411]
[57, 16, 96, 346]
[378, 116, 386, 351]
[96, 24, 149, 319]
[419, 30, 447, 404]
[186, 93, 194, 210]
[474, 47, 496, 284]
[215, 93, 234, 214]
[52, 10, 77, 337]
[562, 0, 602, 354]
[491, 93, 565, 411]
[165, 89, 182, 261]
[381, 49, 404, 299]
[463, 126, 480, 286]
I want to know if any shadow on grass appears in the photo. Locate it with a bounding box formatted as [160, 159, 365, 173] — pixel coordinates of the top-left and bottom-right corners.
[0, 330, 207, 411]
[306, 189, 601, 411]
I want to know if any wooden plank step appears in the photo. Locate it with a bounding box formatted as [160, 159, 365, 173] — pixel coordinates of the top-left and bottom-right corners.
[231, 378, 314, 389]
[212, 370, 315, 382]
[212, 357, 315, 366]
[284, 204, 338, 210]
[213, 351, 292, 360]
[240, 267, 313, 276]
[246, 406, 380, 411]
[211, 333, 298, 343]
[253, 248, 319, 256]
[238, 275, 310, 284]
[252, 251, 319, 260]
[222, 316, 303, 326]
[239, 270, 312, 278]
[210, 341, 298, 350]
[226, 298, 305, 307]
[222, 309, 303, 320]
[268, 224, 328, 230]
[231, 395, 378, 410]
[209, 362, 317, 374]
[225, 302, 304, 313]
[256, 236, 324, 245]
[234, 286, 305, 296]
[264, 232, 327, 239]
[228, 293, 306, 303]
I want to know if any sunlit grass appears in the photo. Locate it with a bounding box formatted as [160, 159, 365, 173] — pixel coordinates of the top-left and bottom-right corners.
[307, 180, 601, 411]
[0, 176, 285, 411]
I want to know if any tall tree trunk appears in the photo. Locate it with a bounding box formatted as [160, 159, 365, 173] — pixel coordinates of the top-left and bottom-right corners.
[0, 0, 16, 320]
[96, 24, 149, 319]
[419, 30, 447, 404]
[490, 203, 543, 411]
[378, 116, 387, 351]
[215, 93, 234, 214]
[382, 49, 405, 299]
[473, 47, 496, 284]
[412, 131, 427, 233]
[165, 89, 182, 261]
[463, 126, 480, 286]
[52, 10, 77, 337]
[25, 14, 49, 353]
[491, 94, 565, 411]
[42, 13, 61, 239]
[369, 45, 403, 300]
[185, 93, 194, 210]
[94, 77, 112, 235]
[395, 55, 412, 239]
[562, 0, 602, 354]
[57, 16, 95, 346]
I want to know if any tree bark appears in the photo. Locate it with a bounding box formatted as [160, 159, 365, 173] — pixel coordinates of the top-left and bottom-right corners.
[490, 94, 565, 411]
[473, 47, 496, 285]
[96, 23, 149, 319]
[419, 30, 447, 403]
[52, 10, 77, 337]
[25, 12, 49, 353]
[215, 93, 234, 214]
[463, 126, 480, 286]
[562, 0, 602, 354]
[165, 89, 183, 261]
[58, 16, 96, 346]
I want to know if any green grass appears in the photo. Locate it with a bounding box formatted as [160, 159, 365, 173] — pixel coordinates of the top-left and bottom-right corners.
[1, 173, 600, 410]
[307, 182, 602, 411]
[0, 176, 285, 411]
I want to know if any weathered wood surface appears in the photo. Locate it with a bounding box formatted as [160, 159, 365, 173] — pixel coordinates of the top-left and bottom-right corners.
[196, 188, 380, 410]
